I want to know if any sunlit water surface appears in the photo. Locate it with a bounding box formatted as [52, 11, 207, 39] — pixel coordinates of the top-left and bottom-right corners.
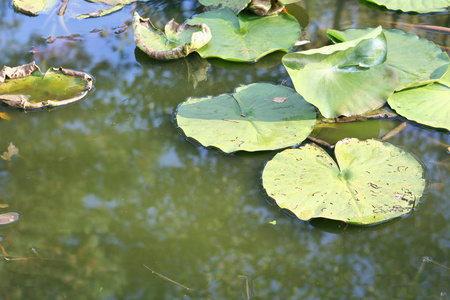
[0, 0, 449, 299]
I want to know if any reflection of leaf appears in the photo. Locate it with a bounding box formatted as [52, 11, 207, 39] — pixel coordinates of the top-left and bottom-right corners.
[262, 138, 426, 225]
[77, 0, 140, 19]
[0, 112, 10, 120]
[185, 54, 211, 88]
[1, 143, 19, 161]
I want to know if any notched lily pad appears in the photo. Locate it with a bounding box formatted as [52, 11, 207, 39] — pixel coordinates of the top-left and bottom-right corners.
[283, 27, 398, 118]
[262, 138, 426, 225]
[0, 62, 93, 109]
[176, 83, 316, 153]
[187, 8, 301, 62]
[133, 12, 212, 60]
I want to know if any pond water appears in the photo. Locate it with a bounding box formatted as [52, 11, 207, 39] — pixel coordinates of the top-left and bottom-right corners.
[0, 0, 449, 299]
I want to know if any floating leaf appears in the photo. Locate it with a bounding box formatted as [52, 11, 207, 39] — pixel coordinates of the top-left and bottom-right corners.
[362, 0, 450, 13]
[176, 83, 316, 153]
[199, 0, 251, 14]
[187, 8, 301, 62]
[387, 70, 450, 131]
[327, 28, 450, 91]
[133, 12, 212, 60]
[77, 0, 140, 19]
[283, 27, 397, 118]
[262, 138, 426, 225]
[1, 143, 19, 161]
[12, 0, 53, 15]
[0, 62, 93, 109]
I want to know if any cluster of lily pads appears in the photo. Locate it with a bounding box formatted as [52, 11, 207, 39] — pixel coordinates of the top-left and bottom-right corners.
[170, 3, 449, 225]
[3, 0, 450, 225]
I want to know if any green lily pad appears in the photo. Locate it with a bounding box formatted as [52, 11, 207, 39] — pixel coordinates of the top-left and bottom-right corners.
[262, 138, 426, 225]
[0, 62, 93, 109]
[133, 12, 212, 60]
[12, 0, 58, 15]
[387, 69, 450, 131]
[363, 0, 450, 13]
[199, 0, 251, 14]
[327, 28, 450, 91]
[283, 27, 397, 118]
[187, 8, 301, 62]
[176, 83, 316, 153]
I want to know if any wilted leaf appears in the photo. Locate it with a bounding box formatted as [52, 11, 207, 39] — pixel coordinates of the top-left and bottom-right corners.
[0, 62, 93, 109]
[247, 0, 285, 16]
[133, 12, 212, 60]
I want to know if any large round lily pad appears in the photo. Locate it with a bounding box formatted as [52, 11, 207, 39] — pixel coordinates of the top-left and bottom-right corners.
[176, 83, 316, 153]
[187, 8, 301, 62]
[0, 62, 93, 109]
[282, 27, 398, 118]
[262, 138, 426, 225]
[387, 69, 450, 131]
[327, 28, 450, 91]
[363, 0, 449, 13]
[133, 12, 212, 60]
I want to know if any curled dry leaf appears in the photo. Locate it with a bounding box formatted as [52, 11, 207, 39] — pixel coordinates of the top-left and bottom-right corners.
[133, 12, 212, 60]
[0, 62, 93, 109]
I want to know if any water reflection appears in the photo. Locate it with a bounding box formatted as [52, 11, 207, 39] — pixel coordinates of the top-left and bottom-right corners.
[0, 0, 449, 299]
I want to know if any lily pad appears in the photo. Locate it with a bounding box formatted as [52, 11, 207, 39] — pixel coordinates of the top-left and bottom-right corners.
[387, 69, 450, 131]
[199, 0, 251, 14]
[327, 28, 450, 91]
[262, 138, 426, 225]
[187, 8, 301, 62]
[133, 12, 212, 60]
[12, 0, 57, 15]
[283, 27, 398, 118]
[0, 62, 93, 109]
[176, 83, 316, 153]
[362, 0, 450, 13]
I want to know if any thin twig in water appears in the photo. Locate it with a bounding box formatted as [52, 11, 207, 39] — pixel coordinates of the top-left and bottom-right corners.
[143, 264, 222, 300]
[58, 0, 70, 16]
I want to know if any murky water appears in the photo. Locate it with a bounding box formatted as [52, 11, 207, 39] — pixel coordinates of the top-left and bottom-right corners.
[0, 0, 449, 299]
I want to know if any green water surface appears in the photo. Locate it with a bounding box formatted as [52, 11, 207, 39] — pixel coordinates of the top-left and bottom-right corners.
[0, 0, 448, 299]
